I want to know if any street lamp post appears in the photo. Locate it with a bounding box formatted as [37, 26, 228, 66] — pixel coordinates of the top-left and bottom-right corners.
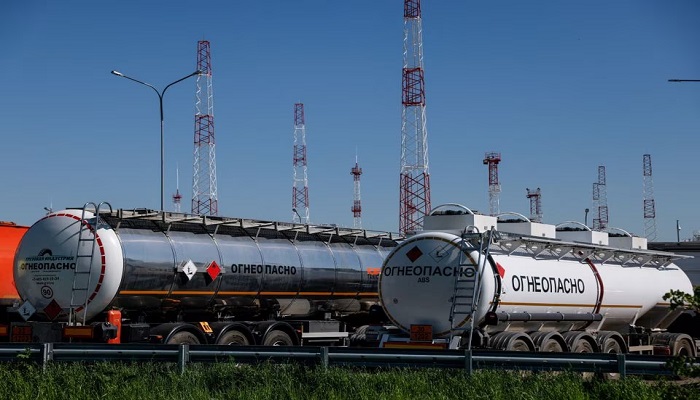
[111, 70, 200, 211]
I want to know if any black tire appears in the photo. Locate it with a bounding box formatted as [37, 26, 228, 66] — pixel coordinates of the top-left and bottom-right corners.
[602, 337, 622, 354]
[572, 339, 594, 353]
[598, 338, 623, 380]
[675, 338, 694, 357]
[510, 338, 531, 351]
[263, 330, 294, 346]
[540, 338, 564, 352]
[217, 330, 250, 346]
[167, 331, 200, 345]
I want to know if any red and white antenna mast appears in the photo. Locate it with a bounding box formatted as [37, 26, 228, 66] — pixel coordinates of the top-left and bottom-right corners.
[351, 154, 363, 229]
[191, 40, 218, 216]
[399, 0, 431, 235]
[292, 103, 309, 224]
[526, 187, 542, 222]
[643, 154, 657, 241]
[592, 165, 608, 230]
[172, 164, 182, 213]
[483, 152, 501, 216]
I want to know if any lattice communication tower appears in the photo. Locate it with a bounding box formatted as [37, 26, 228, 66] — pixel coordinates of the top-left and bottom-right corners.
[292, 103, 310, 224]
[592, 165, 608, 230]
[399, 0, 431, 235]
[643, 154, 657, 241]
[351, 156, 363, 229]
[191, 40, 218, 215]
[483, 152, 502, 216]
[526, 187, 542, 223]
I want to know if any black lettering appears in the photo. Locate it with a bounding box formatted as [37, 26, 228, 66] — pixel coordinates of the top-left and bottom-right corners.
[541, 276, 550, 292]
[527, 276, 535, 292]
[512, 275, 521, 291]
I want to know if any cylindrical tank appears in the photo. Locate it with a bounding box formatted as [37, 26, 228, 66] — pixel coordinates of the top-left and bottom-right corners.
[379, 231, 693, 338]
[14, 209, 397, 322]
[0, 222, 28, 307]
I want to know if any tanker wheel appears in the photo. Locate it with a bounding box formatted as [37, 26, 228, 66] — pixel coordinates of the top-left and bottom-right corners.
[674, 338, 695, 357]
[263, 330, 294, 346]
[599, 338, 623, 381]
[601, 338, 622, 354]
[571, 339, 594, 353]
[217, 330, 250, 346]
[510, 338, 531, 352]
[167, 331, 201, 345]
[540, 338, 564, 353]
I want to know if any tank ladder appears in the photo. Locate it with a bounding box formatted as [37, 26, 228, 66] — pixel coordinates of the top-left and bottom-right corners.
[448, 228, 493, 350]
[68, 201, 112, 326]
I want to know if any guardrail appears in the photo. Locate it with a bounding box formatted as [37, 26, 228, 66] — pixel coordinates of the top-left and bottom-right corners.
[0, 343, 697, 377]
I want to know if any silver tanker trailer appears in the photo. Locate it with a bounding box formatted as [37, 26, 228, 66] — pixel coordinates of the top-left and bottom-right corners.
[9, 202, 400, 345]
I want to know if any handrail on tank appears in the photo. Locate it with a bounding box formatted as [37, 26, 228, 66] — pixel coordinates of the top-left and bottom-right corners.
[605, 227, 634, 237]
[496, 212, 531, 223]
[429, 203, 474, 216]
[555, 221, 591, 231]
[105, 206, 401, 245]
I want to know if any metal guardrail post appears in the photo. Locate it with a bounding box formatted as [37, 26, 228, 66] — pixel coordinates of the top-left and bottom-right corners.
[178, 344, 189, 374]
[617, 353, 626, 378]
[41, 343, 53, 371]
[320, 347, 329, 369]
[464, 349, 473, 374]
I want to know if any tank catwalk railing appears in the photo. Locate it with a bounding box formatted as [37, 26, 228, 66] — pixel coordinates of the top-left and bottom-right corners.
[0, 343, 696, 377]
[485, 231, 690, 268]
[74, 206, 403, 246]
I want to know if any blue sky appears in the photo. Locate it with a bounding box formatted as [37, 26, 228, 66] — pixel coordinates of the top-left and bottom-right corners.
[1, 1, 699, 241]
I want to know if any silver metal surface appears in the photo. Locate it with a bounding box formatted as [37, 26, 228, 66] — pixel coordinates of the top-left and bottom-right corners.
[104, 210, 399, 318]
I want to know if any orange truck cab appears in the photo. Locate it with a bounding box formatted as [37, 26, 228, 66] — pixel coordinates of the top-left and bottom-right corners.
[0, 222, 28, 313]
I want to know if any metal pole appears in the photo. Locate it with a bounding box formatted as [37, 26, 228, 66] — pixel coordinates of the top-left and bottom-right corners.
[584, 208, 589, 227]
[292, 208, 303, 223]
[111, 70, 200, 211]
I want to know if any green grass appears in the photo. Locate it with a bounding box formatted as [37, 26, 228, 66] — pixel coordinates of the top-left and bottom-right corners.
[0, 361, 697, 400]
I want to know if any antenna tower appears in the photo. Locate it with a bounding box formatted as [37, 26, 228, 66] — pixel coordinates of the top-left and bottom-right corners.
[592, 165, 608, 230]
[191, 40, 218, 216]
[399, 0, 431, 235]
[351, 156, 363, 229]
[643, 154, 657, 241]
[172, 165, 182, 212]
[483, 152, 502, 216]
[526, 187, 542, 222]
[292, 103, 310, 224]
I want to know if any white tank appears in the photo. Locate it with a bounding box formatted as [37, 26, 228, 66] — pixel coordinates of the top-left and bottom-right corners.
[379, 205, 693, 338]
